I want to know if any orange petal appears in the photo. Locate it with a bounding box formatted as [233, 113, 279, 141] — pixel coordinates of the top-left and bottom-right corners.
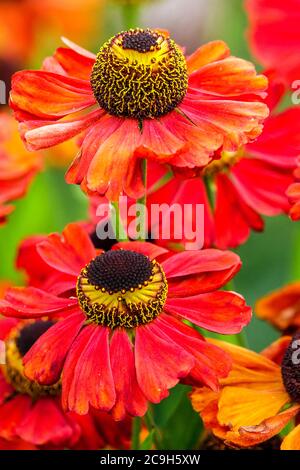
[281, 423, 300, 450]
[256, 282, 300, 331]
[187, 41, 230, 74]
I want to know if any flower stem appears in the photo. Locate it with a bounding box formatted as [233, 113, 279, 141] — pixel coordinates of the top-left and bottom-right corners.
[111, 201, 128, 241]
[131, 416, 142, 450]
[144, 406, 163, 449]
[122, 4, 140, 30]
[203, 175, 215, 210]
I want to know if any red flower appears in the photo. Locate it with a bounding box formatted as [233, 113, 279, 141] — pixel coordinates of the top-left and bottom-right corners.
[246, 0, 300, 85]
[0, 223, 251, 418]
[10, 32, 268, 200]
[140, 77, 300, 249]
[0, 112, 41, 225]
[0, 316, 129, 449]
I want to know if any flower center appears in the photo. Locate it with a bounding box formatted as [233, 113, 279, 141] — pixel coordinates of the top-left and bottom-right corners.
[281, 333, 300, 402]
[202, 149, 243, 177]
[77, 250, 168, 329]
[90, 28, 188, 119]
[4, 321, 61, 398]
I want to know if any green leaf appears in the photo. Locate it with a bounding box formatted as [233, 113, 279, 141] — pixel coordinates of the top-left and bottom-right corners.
[153, 385, 203, 450]
[140, 430, 155, 450]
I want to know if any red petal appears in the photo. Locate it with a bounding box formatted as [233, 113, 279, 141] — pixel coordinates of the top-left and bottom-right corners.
[110, 330, 147, 420]
[20, 109, 103, 151]
[232, 158, 293, 216]
[37, 223, 96, 277]
[16, 397, 78, 447]
[62, 325, 116, 414]
[157, 315, 232, 390]
[214, 173, 264, 249]
[135, 322, 194, 403]
[0, 287, 78, 318]
[24, 312, 84, 385]
[43, 46, 95, 81]
[187, 41, 230, 74]
[165, 291, 251, 334]
[0, 395, 31, 440]
[162, 249, 241, 297]
[11, 71, 95, 119]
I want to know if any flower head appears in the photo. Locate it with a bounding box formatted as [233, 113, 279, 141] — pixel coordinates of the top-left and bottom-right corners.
[10, 34, 268, 200]
[0, 223, 251, 418]
[190, 336, 300, 450]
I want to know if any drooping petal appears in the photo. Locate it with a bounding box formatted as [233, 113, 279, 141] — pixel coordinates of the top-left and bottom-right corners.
[135, 322, 194, 403]
[62, 325, 116, 415]
[23, 312, 84, 385]
[157, 315, 232, 390]
[110, 330, 147, 420]
[19, 109, 104, 151]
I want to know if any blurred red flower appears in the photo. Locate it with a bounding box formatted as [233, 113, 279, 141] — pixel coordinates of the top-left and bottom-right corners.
[0, 223, 251, 418]
[246, 0, 300, 85]
[0, 113, 42, 225]
[10, 32, 268, 200]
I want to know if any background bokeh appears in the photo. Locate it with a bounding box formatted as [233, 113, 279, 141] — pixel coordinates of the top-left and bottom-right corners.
[0, 0, 299, 448]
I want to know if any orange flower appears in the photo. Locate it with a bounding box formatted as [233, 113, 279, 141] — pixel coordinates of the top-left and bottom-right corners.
[0, 0, 103, 64]
[10, 32, 268, 200]
[0, 112, 42, 225]
[256, 282, 300, 333]
[190, 336, 300, 450]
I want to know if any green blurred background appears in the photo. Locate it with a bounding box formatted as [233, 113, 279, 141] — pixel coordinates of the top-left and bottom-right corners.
[0, 0, 299, 448]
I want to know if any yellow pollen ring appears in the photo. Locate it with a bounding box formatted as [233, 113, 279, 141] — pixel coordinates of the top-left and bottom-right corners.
[77, 259, 168, 329]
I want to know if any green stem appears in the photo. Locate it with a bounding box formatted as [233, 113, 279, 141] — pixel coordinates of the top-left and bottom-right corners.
[144, 407, 163, 449]
[131, 416, 141, 450]
[203, 175, 215, 211]
[137, 159, 148, 241]
[111, 201, 128, 241]
[147, 169, 174, 195]
[122, 4, 140, 30]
